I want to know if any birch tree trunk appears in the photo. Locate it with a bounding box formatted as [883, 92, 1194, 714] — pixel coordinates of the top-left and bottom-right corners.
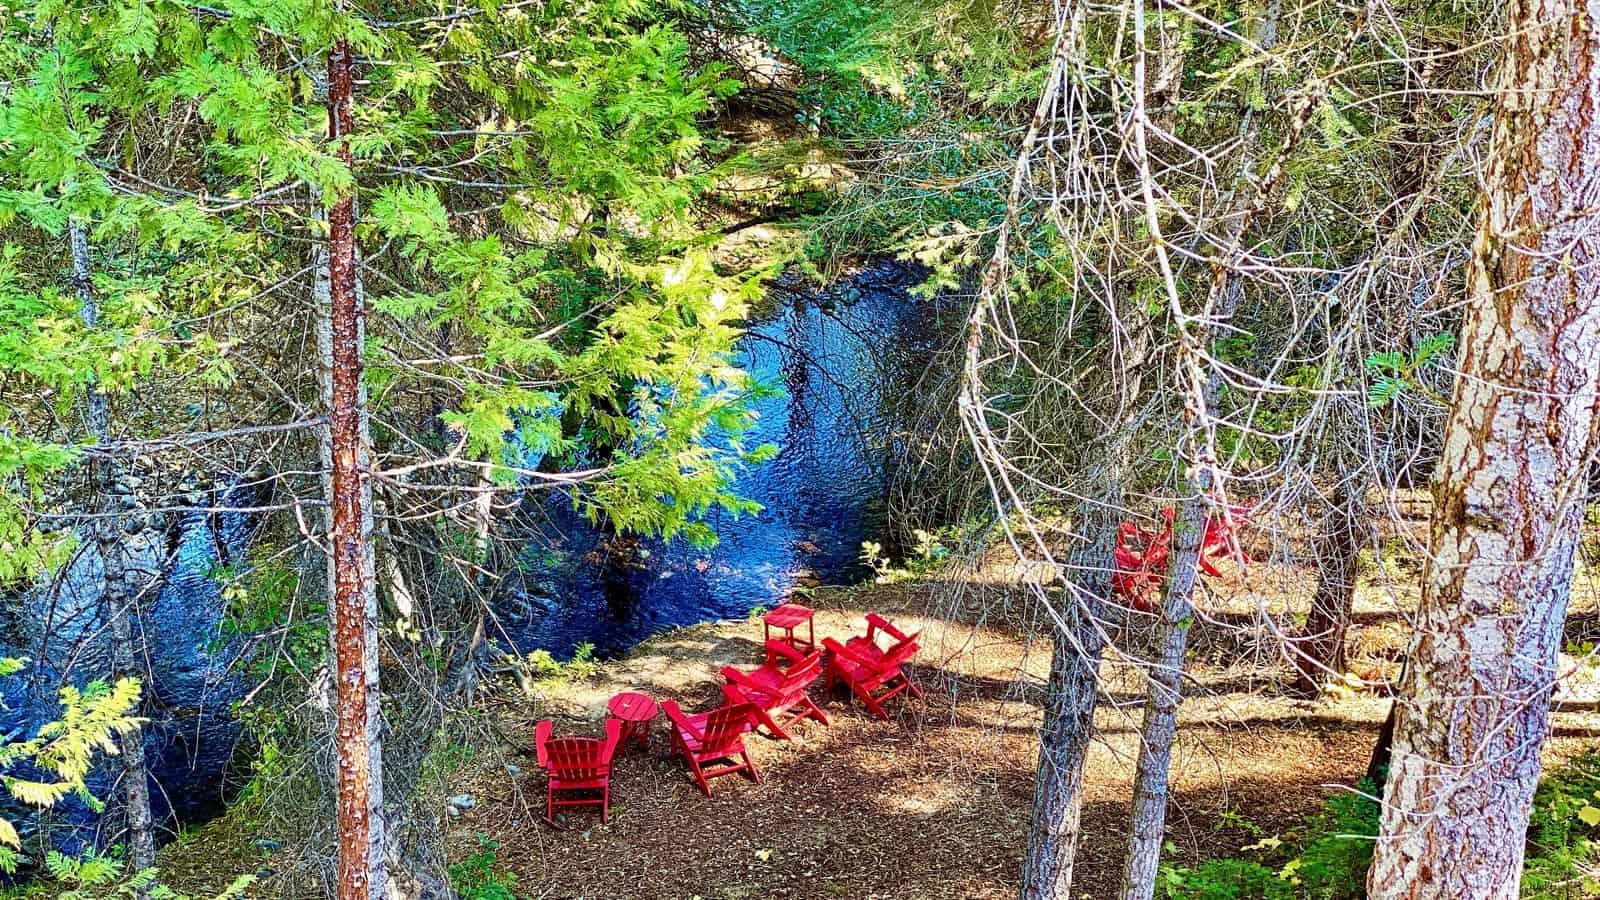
[324, 40, 389, 900]
[1368, 0, 1600, 893]
[71, 220, 156, 891]
[1021, 484, 1119, 899]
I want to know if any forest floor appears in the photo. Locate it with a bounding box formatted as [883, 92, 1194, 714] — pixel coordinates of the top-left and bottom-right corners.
[428, 583, 1600, 900]
[161, 534, 1600, 900]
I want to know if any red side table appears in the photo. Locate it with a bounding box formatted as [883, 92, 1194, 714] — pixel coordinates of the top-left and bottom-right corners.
[763, 603, 816, 653]
[607, 691, 659, 752]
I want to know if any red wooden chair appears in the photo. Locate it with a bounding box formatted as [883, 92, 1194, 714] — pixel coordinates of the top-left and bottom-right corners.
[721, 640, 830, 741]
[822, 614, 923, 720]
[1112, 504, 1253, 609]
[534, 718, 622, 826]
[662, 699, 761, 796]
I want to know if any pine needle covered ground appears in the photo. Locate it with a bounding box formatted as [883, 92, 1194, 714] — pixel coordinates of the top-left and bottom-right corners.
[158, 562, 1600, 899]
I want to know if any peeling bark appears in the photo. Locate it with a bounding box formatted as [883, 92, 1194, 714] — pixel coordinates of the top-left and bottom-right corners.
[1368, 0, 1600, 895]
[325, 40, 387, 900]
[71, 220, 155, 891]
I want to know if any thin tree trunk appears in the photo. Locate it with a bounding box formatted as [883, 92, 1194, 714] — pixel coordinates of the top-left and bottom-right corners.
[1118, 1, 1370, 895]
[325, 40, 387, 900]
[1365, 696, 1398, 786]
[71, 220, 156, 890]
[1021, 484, 1120, 899]
[1293, 487, 1366, 694]
[1368, 0, 1600, 893]
[315, 191, 390, 900]
[1117, 476, 1208, 900]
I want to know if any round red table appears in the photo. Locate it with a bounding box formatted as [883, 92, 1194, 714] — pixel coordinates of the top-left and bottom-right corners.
[607, 691, 658, 751]
[763, 602, 816, 653]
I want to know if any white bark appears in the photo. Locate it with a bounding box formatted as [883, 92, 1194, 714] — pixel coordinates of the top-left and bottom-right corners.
[1368, 0, 1600, 894]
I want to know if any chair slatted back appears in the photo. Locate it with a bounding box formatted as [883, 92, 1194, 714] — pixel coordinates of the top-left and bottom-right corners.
[878, 632, 920, 670]
[546, 737, 608, 782]
[776, 652, 823, 695]
[698, 703, 754, 755]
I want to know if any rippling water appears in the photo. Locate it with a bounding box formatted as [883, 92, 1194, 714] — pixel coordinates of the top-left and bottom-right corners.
[1, 258, 944, 853]
[501, 259, 944, 657]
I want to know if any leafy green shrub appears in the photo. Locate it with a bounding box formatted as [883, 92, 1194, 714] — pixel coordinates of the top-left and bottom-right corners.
[520, 642, 599, 684]
[1524, 754, 1600, 897]
[1283, 787, 1380, 899]
[0, 657, 142, 873]
[41, 850, 252, 900]
[1164, 754, 1600, 900]
[1162, 858, 1294, 900]
[449, 835, 518, 900]
[1160, 780, 1379, 900]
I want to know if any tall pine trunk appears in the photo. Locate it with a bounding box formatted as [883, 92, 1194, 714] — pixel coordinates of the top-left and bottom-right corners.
[1367, 0, 1600, 893]
[324, 40, 388, 900]
[71, 220, 155, 889]
[1021, 483, 1120, 899]
[1117, 0, 1368, 893]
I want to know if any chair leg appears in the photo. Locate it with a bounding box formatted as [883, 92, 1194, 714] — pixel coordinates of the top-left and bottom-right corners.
[546, 784, 556, 826]
[804, 696, 830, 726]
[905, 675, 924, 700]
[857, 683, 888, 720]
[601, 785, 610, 824]
[744, 749, 762, 784]
[766, 712, 793, 742]
[688, 756, 711, 796]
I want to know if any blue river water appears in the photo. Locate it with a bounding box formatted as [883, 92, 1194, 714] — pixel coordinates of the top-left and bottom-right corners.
[0, 258, 945, 855]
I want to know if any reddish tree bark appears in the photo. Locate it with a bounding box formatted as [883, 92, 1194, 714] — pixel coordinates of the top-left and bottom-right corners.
[1368, 0, 1600, 893]
[1293, 488, 1366, 694]
[326, 38, 376, 900]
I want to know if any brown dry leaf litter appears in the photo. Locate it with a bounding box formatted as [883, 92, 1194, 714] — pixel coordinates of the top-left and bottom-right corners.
[161, 573, 1600, 899]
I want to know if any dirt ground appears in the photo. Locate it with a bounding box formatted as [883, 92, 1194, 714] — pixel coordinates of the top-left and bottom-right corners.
[159, 538, 1600, 899]
[430, 575, 1600, 900]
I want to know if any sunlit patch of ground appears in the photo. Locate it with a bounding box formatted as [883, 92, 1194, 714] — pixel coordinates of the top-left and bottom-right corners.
[158, 520, 1600, 898]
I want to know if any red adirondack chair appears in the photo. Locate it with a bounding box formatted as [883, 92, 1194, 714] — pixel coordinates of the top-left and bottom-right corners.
[534, 718, 622, 826]
[1112, 504, 1253, 609]
[822, 613, 923, 720]
[662, 699, 761, 796]
[721, 640, 830, 741]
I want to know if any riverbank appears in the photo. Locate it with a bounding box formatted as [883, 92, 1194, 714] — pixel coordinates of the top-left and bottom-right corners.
[153, 567, 1600, 899]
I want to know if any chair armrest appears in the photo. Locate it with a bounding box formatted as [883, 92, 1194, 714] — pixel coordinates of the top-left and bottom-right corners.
[720, 682, 750, 708]
[865, 613, 910, 643]
[534, 720, 553, 769]
[600, 718, 623, 764]
[823, 636, 876, 668]
[764, 639, 806, 667]
[661, 699, 704, 741]
[721, 665, 768, 694]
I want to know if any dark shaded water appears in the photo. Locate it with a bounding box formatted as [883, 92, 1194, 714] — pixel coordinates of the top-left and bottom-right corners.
[499, 260, 944, 657]
[1, 259, 944, 852]
[1, 493, 252, 854]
